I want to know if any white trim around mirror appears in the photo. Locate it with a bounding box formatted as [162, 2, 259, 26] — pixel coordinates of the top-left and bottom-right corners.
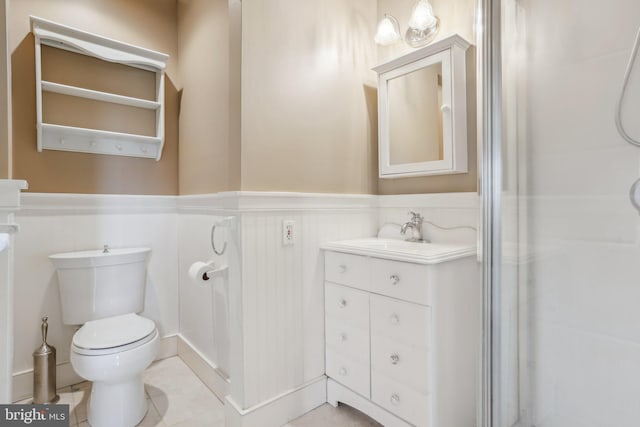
[374, 34, 472, 178]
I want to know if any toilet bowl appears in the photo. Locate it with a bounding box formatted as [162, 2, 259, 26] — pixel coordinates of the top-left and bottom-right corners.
[70, 313, 159, 427]
[49, 247, 156, 427]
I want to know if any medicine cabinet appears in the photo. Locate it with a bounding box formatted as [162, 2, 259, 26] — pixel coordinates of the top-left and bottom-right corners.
[31, 16, 169, 160]
[374, 34, 471, 178]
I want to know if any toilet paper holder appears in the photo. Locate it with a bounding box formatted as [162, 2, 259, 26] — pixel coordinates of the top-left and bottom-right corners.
[202, 263, 228, 281]
[190, 260, 228, 283]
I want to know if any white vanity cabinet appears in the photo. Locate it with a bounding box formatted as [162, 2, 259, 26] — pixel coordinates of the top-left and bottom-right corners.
[325, 282, 371, 398]
[323, 239, 479, 427]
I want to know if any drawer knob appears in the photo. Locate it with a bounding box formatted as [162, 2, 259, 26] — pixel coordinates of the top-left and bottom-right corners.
[390, 393, 400, 405]
[390, 314, 400, 324]
[390, 274, 400, 285]
[339, 367, 347, 376]
[339, 333, 347, 342]
[338, 264, 347, 273]
[338, 299, 347, 308]
[390, 353, 400, 365]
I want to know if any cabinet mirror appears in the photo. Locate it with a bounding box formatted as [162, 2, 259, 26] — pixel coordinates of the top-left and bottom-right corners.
[374, 34, 471, 178]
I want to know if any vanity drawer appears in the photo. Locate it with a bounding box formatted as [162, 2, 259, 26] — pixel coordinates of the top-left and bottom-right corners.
[325, 282, 369, 329]
[370, 294, 431, 350]
[327, 351, 370, 399]
[372, 372, 431, 427]
[371, 258, 430, 305]
[371, 335, 430, 394]
[326, 317, 369, 363]
[325, 251, 369, 290]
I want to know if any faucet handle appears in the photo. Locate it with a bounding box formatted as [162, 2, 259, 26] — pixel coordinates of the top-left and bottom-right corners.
[408, 211, 423, 223]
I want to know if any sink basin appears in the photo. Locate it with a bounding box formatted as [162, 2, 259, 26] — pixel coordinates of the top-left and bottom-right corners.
[321, 238, 475, 264]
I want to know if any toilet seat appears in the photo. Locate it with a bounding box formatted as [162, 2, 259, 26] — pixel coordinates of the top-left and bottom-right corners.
[72, 313, 157, 356]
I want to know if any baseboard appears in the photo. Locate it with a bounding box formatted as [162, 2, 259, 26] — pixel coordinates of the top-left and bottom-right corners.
[157, 334, 178, 361]
[12, 334, 178, 402]
[224, 376, 327, 427]
[176, 334, 229, 402]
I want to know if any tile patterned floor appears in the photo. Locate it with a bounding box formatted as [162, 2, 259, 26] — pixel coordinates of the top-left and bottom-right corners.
[18, 356, 380, 426]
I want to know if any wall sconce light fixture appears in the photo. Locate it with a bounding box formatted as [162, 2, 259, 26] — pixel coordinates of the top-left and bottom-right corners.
[375, 0, 440, 48]
[374, 14, 402, 46]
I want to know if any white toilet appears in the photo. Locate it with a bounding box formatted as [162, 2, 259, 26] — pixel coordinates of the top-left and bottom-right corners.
[50, 247, 158, 427]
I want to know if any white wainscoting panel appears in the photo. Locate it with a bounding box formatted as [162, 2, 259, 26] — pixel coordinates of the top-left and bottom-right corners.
[178, 213, 233, 380]
[239, 209, 376, 408]
[0, 180, 28, 404]
[177, 192, 377, 414]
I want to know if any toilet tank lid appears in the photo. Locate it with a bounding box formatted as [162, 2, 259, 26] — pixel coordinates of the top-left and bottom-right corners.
[50, 247, 150, 269]
[73, 313, 156, 350]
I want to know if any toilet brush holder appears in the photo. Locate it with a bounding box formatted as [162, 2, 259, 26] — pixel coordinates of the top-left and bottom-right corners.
[32, 316, 59, 404]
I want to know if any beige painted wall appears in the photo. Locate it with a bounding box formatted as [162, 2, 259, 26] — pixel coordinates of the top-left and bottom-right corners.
[0, 0, 9, 179]
[377, 0, 478, 194]
[239, 0, 379, 194]
[178, 0, 239, 194]
[5, 0, 477, 195]
[9, 0, 179, 194]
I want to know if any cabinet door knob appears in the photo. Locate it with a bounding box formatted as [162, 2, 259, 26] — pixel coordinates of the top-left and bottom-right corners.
[338, 264, 347, 273]
[339, 367, 347, 376]
[390, 353, 400, 365]
[390, 274, 400, 285]
[338, 299, 347, 308]
[339, 333, 347, 342]
[390, 314, 400, 324]
[390, 393, 400, 405]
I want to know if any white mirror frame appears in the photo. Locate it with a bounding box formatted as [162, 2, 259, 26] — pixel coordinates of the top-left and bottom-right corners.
[374, 34, 471, 178]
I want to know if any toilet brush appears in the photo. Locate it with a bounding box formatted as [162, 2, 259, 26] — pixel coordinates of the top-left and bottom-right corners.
[32, 316, 59, 404]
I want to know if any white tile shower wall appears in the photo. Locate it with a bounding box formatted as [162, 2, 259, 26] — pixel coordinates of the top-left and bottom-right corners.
[377, 192, 479, 244]
[12, 194, 179, 394]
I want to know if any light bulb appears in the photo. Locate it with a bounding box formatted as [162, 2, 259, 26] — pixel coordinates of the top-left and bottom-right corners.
[408, 0, 437, 31]
[374, 14, 401, 46]
[405, 0, 439, 47]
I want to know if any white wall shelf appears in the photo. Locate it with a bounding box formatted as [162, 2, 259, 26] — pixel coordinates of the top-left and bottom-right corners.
[31, 16, 169, 161]
[41, 81, 161, 110]
[40, 123, 161, 159]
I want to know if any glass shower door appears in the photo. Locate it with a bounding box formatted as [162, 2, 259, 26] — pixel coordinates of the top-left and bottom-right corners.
[489, 0, 640, 426]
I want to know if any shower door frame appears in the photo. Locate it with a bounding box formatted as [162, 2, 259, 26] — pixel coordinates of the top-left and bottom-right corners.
[479, 0, 503, 426]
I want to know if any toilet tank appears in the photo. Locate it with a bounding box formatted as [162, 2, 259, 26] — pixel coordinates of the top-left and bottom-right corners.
[49, 247, 151, 325]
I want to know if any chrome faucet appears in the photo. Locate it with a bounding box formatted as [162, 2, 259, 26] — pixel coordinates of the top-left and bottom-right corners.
[400, 211, 425, 242]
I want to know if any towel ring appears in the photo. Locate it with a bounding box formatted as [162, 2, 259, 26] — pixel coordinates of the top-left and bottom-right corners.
[211, 224, 227, 256]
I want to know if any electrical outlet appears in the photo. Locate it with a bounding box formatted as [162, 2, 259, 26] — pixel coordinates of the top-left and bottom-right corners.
[283, 220, 295, 245]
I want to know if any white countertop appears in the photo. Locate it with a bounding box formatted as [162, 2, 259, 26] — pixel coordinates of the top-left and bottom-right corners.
[321, 238, 476, 265]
